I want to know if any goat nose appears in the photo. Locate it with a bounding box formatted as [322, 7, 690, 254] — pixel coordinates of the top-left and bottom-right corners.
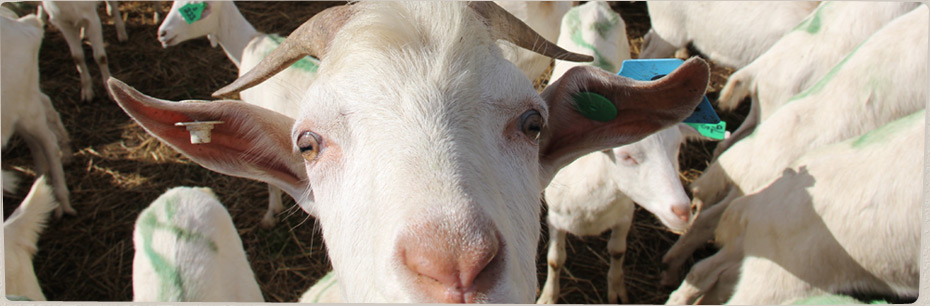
[399, 224, 502, 303]
[157, 30, 165, 38]
[671, 204, 691, 222]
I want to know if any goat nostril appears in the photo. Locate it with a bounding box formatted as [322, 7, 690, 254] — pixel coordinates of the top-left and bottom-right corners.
[400, 226, 502, 302]
[672, 205, 691, 222]
[157, 30, 166, 39]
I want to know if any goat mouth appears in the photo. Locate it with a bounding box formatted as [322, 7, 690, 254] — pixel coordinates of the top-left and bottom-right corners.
[158, 36, 176, 48]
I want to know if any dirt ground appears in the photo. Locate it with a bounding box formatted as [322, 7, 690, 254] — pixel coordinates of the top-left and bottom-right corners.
[1, 1, 742, 303]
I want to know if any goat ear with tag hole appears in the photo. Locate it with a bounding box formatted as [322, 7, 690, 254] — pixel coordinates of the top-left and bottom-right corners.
[106, 78, 314, 211]
[538, 57, 710, 174]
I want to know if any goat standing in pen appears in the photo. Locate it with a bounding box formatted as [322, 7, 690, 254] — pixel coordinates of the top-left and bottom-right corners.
[537, 2, 717, 304]
[157, 0, 322, 227]
[2, 7, 74, 216]
[40, 1, 128, 101]
[711, 1, 920, 158]
[667, 109, 924, 305]
[109, 2, 710, 302]
[662, 4, 928, 301]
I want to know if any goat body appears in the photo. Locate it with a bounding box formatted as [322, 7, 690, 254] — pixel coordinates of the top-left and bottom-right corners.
[713, 2, 920, 157]
[41, 1, 127, 101]
[663, 5, 929, 287]
[538, 3, 698, 303]
[669, 109, 924, 304]
[1, 11, 74, 216]
[3, 176, 58, 301]
[132, 186, 264, 302]
[496, 1, 571, 81]
[641, 1, 818, 68]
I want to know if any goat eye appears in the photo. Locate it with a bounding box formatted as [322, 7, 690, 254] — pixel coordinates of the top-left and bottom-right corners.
[619, 152, 638, 165]
[296, 131, 321, 161]
[518, 110, 543, 142]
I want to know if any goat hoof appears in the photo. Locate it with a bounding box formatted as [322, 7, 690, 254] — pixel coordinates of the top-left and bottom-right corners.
[260, 214, 276, 228]
[81, 90, 94, 102]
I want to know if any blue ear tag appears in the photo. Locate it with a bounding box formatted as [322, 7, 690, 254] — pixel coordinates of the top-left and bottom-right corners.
[179, 2, 206, 24]
[617, 59, 727, 140]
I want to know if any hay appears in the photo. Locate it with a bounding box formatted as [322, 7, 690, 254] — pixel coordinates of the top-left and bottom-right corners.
[1, 1, 747, 303]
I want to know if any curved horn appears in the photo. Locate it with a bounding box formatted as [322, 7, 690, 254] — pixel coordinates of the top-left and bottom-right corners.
[469, 2, 594, 63]
[213, 5, 356, 98]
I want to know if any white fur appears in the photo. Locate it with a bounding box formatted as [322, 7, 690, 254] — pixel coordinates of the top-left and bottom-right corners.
[3, 176, 58, 301]
[3, 170, 20, 194]
[110, 2, 710, 302]
[668, 109, 924, 304]
[1, 11, 74, 217]
[641, 1, 818, 68]
[714, 2, 920, 157]
[132, 186, 264, 302]
[41, 1, 127, 101]
[158, 1, 321, 227]
[299, 271, 346, 303]
[496, 1, 571, 81]
[537, 3, 695, 303]
[663, 5, 929, 287]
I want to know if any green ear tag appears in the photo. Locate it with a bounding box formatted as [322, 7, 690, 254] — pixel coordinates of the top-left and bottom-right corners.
[573, 92, 617, 122]
[685, 121, 728, 140]
[179, 2, 207, 24]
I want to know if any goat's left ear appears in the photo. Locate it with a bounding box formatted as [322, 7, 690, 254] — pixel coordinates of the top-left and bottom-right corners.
[106, 78, 313, 210]
[539, 57, 709, 175]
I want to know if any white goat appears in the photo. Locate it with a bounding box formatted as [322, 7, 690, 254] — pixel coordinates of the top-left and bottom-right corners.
[3, 176, 58, 301]
[712, 2, 920, 158]
[132, 186, 264, 302]
[108, 2, 710, 302]
[662, 5, 929, 287]
[299, 271, 345, 303]
[2, 10, 74, 217]
[640, 1, 818, 68]
[41, 1, 127, 101]
[668, 109, 924, 304]
[158, 0, 322, 227]
[496, 1, 571, 82]
[537, 2, 697, 304]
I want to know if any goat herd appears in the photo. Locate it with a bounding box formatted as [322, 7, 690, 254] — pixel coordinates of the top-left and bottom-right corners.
[1, 1, 925, 304]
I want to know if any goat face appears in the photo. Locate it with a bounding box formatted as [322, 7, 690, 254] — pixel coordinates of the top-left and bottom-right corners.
[110, 2, 709, 303]
[157, 1, 222, 48]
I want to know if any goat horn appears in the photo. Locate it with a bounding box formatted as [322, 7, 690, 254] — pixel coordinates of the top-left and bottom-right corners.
[213, 5, 356, 98]
[469, 2, 594, 63]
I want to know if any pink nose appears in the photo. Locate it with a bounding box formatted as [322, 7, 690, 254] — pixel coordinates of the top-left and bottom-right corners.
[671, 204, 691, 222]
[399, 222, 502, 303]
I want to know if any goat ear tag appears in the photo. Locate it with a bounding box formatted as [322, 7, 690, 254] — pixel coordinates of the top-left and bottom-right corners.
[573, 92, 617, 122]
[179, 2, 206, 24]
[618, 59, 727, 140]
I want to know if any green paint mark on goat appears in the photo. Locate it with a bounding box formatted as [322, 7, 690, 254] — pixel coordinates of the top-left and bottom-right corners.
[138, 200, 185, 301]
[267, 34, 321, 73]
[786, 41, 864, 103]
[851, 110, 924, 148]
[136, 195, 221, 301]
[793, 2, 831, 34]
[312, 272, 339, 303]
[565, 8, 616, 73]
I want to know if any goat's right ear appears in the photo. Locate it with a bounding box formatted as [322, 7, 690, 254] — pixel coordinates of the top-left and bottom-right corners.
[538, 57, 709, 174]
[106, 78, 311, 205]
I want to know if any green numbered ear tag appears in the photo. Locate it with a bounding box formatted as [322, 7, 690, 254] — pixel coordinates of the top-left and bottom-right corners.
[573, 92, 617, 122]
[179, 2, 207, 24]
